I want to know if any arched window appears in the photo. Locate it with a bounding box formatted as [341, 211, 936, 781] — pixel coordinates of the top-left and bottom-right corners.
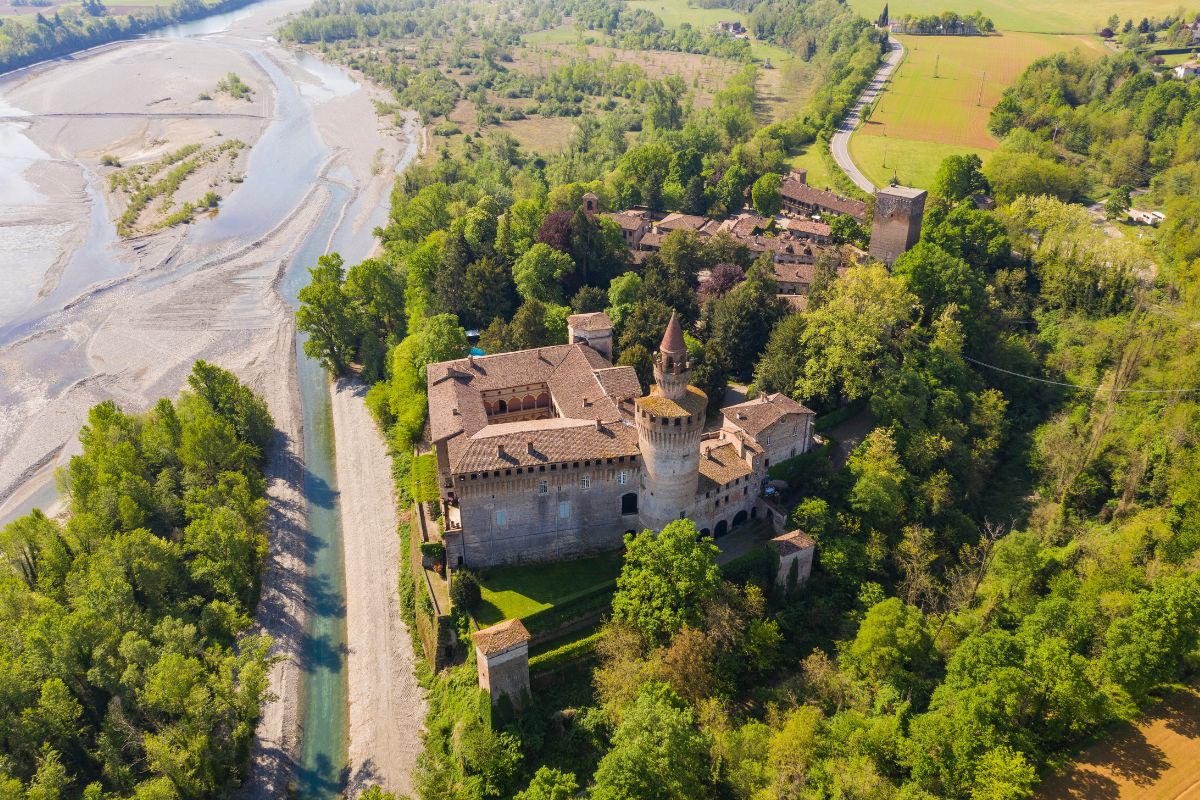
[733, 510, 748, 527]
[621, 492, 638, 515]
[715, 520, 728, 537]
[498, 399, 508, 413]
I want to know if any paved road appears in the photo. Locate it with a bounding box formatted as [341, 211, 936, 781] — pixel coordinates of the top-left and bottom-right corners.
[830, 36, 906, 194]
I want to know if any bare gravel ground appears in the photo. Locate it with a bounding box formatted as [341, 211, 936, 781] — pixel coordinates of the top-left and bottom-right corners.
[331, 377, 426, 798]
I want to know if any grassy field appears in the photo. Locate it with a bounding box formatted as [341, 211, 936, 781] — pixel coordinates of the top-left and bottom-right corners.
[539, 0, 795, 63]
[849, 135, 988, 189]
[845, 0, 1190, 34]
[790, 145, 840, 193]
[849, 31, 1104, 188]
[474, 549, 624, 626]
[1036, 684, 1200, 799]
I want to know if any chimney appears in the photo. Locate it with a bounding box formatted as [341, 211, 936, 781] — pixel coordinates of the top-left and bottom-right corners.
[497, 443, 506, 458]
[467, 352, 475, 368]
[526, 441, 535, 455]
[594, 419, 603, 431]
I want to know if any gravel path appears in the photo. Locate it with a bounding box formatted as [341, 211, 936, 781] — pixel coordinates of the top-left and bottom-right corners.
[331, 377, 426, 798]
[830, 36, 906, 194]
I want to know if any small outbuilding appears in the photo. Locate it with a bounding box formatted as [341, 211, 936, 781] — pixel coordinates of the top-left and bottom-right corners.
[770, 529, 815, 592]
[472, 618, 532, 710]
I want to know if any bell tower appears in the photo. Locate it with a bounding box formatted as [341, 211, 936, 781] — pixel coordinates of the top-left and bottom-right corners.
[635, 312, 706, 532]
[654, 311, 690, 401]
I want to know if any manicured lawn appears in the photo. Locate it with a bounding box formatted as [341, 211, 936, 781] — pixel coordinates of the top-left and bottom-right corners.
[845, 0, 1188, 34]
[474, 549, 625, 626]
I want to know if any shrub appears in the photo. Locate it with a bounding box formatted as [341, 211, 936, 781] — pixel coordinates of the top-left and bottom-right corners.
[451, 570, 482, 612]
[529, 631, 602, 671]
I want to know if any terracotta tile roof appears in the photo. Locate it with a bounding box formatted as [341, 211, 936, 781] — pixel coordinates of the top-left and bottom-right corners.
[774, 262, 817, 284]
[604, 210, 649, 231]
[722, 392, 813, 437]
[567, 311, 613, 332]
[699, 441, 752, 485]
[656, 212, 709, 232]
[784, 218, 832, 238]
[592, 366, 642, 401]
[428, 343, 642, 475]
[780, 178, 867, 221]
[771, 529, 815, 556]
[455, 418, 639, 473]
[636, 385, 708, 418]
[660, 311, 686, 354]
[730, 213, 770, 237]
[472, 618, 531, 656]
[639, 231, 665, 249]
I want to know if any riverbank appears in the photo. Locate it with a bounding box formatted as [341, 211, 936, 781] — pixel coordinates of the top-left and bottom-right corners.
[0, 0, 423, 794]
[331, 377, 426, 797]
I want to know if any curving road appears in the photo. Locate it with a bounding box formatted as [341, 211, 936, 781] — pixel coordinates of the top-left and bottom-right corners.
[830, 36, 905, 194]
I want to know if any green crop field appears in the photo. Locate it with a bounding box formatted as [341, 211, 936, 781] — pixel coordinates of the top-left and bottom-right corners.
[849, 31, 1104, 188]
[845, 0, 1190, 34]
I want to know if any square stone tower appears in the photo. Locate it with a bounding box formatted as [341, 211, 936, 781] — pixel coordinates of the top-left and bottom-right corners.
[472, 619, 531, 710]
[566, 312, 613, 361]
[869, 185, 927, 265]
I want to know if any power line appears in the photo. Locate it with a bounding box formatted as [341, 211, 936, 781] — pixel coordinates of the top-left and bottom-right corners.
[961, 355, 1200, 394]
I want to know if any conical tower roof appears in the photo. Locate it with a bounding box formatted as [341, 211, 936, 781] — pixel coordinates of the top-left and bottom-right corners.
[660, 311, 686, 355]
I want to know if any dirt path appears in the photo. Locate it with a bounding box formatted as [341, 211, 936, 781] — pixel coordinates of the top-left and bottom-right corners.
[1037, 685, 1200, 800]
[330, 377, 426, 798]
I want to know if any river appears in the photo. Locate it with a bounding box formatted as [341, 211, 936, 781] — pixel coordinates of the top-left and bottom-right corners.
[0, 2, 410, 795]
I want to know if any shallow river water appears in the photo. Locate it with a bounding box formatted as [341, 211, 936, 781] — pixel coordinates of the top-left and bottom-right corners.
[0, 3, 401, 795]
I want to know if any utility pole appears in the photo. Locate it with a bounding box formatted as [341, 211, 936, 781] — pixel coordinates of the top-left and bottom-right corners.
[976, 71, 986, 106]
[933, 53, 940, 77]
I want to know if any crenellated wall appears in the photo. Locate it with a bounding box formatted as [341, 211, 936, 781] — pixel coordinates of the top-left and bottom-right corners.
[447, 456, 642, 568]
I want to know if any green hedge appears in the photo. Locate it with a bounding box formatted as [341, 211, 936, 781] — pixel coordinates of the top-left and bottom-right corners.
[529, 630, 602, 672]
[411, 452, 440, 503]
[522, 584, 615, 634]
[767, 441, 834, 483]
[721, 546, 778, 589]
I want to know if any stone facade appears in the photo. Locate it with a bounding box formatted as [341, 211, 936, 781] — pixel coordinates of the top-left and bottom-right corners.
[427, 315, 817, 569]
[869, 185, 927, 265]
[771, 530, 815, 591]
[473, 619, 531, 710]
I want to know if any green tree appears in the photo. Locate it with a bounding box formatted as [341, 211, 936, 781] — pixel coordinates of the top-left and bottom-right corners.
[932, 153, 989, 203]
[412, 314, 469, 368]
[845, 597, 935, 696]
[892, 242, 985, 324]
[848, 427, 910, 529]
[797, 264, 918, 403]
[296, 253, 358, 374]
[751, 172, 783, 217]
[513, 243, 575, 304]
[617, 344, 653, 388]
[464, 256, 515, 330]
[591, 684, 710, 800]
[612, 519, 721, 645]
[515, 767, 579, 800]
[830, 214, 868, 247]
[970, 746, 1037, 800]
[1103, 576, 1200, 699]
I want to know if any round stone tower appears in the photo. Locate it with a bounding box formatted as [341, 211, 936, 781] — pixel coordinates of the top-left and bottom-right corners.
[635, 312, 707, 533]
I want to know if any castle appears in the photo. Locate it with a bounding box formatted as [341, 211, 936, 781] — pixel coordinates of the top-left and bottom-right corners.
[426, 312, 815, 569]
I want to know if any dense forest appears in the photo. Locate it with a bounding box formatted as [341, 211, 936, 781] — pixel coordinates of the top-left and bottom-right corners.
[288, 0, 1200, 794]
[0, 362, 275, 798]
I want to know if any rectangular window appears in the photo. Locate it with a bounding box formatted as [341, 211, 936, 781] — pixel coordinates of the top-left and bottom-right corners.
[537, 480, 548, 495]
[765, 435, 772, 445]
[494, 509, 507, 527]
[618, 469, 628, 485]
[559, 501, 571, 519]
[582, 475, 591, 489]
